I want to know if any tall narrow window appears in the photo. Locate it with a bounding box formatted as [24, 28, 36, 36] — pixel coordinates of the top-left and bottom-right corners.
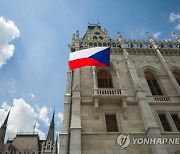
[105, 114, 118, 132]
[47, 142, 51, 150]
[97, 70, 113, 88]
[173, 71, 180, 86]
[158, 114, 171, 131]
[171, 114, 180, 131]
[145, 72, 163, 95]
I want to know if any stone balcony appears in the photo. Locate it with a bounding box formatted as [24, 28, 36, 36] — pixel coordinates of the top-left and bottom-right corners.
[92, 88, 127, 118]
[92, 88, 126, 105]
[96, 88, 121, 95]
[93, 88, 125, 99]
[147, 95, 180, 105]
[153, 95, 170, 102]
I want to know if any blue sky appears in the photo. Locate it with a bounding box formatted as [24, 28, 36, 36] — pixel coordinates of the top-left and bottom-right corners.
[0, 0, 180, 140]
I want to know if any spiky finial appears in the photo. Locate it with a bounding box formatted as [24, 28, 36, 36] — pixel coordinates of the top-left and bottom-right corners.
[146, 32, 152, 40]
[1, 110, 10, 128]
[172, 32, 180, 42]
[46, 110, 55, 142]
[0, 110, 10, 145]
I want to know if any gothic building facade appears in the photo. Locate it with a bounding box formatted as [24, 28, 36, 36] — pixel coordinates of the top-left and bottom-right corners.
[59, 24, 180, 154]
[0, 111, 57, 154]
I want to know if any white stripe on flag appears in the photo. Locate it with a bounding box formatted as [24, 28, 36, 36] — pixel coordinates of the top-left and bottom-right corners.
[69, 47, 109, 61]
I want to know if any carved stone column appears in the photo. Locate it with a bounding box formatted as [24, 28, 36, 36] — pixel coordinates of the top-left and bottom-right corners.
[118, 33, 168, 154]
[69, 44, 81, 154]
[92, 66, 98, 95]
[59, 70, 72, 154]
[70, 84, 81, 154]
[146, 32, 180, 96]
[92, 66, 99, 118]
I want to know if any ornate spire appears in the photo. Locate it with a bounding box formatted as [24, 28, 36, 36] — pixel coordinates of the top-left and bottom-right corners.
[146, 32, 157, 49]
[0, 110, 10, 144]
[46, 110, 55, 143]
[117, 32, 124, 48]
[172, 32, 180, 42]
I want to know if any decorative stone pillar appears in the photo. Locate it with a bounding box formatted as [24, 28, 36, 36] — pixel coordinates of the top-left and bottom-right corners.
[172, 32, 180, 42]
[146, 32, 180, 96]
[118, 33, 168, 154]
[70, 84, 81, 154]
[92, 66, 98, 95]
[59, 70, 72, 154]
[92, 66, 99, 118]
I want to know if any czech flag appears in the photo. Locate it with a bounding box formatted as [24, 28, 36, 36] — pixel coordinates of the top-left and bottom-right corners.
[69, 47, 110, 70]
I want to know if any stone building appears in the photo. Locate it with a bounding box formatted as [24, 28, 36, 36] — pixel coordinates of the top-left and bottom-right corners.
[59, 24, 180, 154]
[0, 111, 57, 154]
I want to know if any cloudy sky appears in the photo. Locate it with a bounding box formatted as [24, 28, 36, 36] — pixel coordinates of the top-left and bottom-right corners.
[0, 0, 180, 140]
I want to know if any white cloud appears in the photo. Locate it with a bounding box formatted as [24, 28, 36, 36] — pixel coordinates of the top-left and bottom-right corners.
[0, 98, 45, 140]
[175, 23, 180, 30]
[37, 106, 50, 126]
[153, 32, 161, 39]
[136, 29, 145, 37]
[0, 108, 8, 124]
[29, 92, 35, 98]
[1, 102, 11, 111]
[0, 16, 20, 67]
[169, 12, 180, 31]
[164, 39, 171, 42]
[169, 12, 180, 22]
[56, 112, 63, 126]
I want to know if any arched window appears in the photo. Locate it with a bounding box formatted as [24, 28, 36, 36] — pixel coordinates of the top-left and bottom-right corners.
[144, 71, 163, 95]
[98, 42, 102, 46]
[99, 36, 103, 40]
[174, 149, 180, 154]
[97, 70, 113, 88]
[89, 42, 92, 47]
[103, 43, 107, 47]
[173, 71, 180, 86]
[93, 36, 97, 41]
[47, 144, 51, 150]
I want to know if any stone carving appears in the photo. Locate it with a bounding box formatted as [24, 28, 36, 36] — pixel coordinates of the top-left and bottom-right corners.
[69, 24, 180, 55]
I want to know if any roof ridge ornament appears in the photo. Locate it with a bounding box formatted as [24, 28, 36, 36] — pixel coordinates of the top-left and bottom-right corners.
[88, 22, 100, 27]
[172, 32, 180, 42]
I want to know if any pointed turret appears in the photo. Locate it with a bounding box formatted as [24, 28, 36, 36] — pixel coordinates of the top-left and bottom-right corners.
[0, 110, 10, 144]
[46, 110, 55, 143]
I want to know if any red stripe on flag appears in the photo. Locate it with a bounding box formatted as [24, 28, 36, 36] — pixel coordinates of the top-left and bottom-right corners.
[69, 58, 107, 70]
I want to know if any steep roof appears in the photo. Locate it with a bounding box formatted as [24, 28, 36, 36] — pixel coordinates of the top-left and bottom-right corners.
[46, 111, 55, 143]
[0, 110, 10, 144]
[3, 133, 41, 152]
